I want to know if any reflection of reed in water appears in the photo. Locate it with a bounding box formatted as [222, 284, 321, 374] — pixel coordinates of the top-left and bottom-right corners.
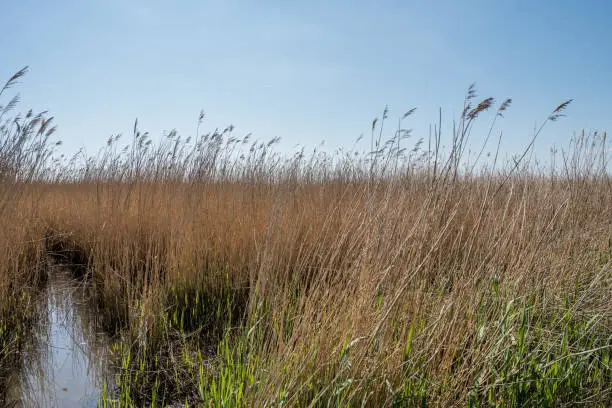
[7, 266, 116, 408]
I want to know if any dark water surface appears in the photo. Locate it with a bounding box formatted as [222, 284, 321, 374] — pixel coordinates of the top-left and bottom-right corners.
[7, 267, 116, 407]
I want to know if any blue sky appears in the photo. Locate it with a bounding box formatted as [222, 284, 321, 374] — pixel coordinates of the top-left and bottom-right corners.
[2, 1, 611, 161]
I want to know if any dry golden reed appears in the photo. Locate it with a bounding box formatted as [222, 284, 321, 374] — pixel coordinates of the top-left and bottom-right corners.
[1, 69, 610, 406]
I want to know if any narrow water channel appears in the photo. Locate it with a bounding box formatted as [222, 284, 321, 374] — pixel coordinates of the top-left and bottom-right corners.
[7, 266, 116, 407]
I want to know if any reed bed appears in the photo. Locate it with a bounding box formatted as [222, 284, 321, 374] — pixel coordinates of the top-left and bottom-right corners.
[1, 69, 611, 407]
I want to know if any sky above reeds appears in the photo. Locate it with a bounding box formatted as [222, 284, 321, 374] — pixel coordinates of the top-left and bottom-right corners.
[2, 0, 611, 161]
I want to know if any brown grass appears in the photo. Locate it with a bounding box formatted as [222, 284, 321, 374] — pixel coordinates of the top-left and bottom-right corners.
[1, 71, 610, 406]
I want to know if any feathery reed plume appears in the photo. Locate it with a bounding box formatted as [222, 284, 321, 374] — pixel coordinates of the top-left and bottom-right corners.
[497, 98, 512, 117]
[548, 99, 573, 121]
[0, 66, 28, 97]
[467, 97, 495, 120]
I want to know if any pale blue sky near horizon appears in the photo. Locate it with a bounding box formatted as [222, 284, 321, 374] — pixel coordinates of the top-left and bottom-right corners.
[2, 1, 611, 162]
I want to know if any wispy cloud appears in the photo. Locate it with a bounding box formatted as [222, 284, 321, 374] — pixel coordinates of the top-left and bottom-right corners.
[125, 2, 159, 24]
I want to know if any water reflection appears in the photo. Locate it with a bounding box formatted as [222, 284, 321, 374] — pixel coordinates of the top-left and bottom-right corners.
[8, 267, 116, 407]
